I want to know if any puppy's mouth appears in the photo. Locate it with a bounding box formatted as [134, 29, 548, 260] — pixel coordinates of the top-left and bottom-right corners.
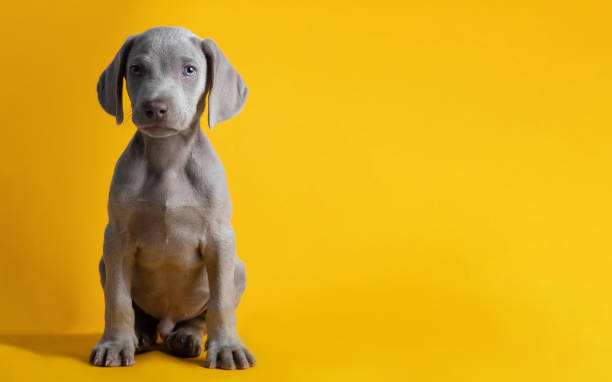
[138, 124, 179, 138]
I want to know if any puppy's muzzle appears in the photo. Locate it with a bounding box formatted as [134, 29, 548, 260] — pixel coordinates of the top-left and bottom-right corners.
[144, 101, 169, 122]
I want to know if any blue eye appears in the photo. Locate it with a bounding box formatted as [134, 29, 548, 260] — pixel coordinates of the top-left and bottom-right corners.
[183, 65, 196, 76]
[129, 65, 142, 75]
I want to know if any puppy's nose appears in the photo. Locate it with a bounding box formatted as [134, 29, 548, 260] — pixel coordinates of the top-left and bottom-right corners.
[144, 101, 169, 121]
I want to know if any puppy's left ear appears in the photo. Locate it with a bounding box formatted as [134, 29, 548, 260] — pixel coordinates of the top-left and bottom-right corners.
[97, 36, 135, 125]
[201, 38, 248, 129]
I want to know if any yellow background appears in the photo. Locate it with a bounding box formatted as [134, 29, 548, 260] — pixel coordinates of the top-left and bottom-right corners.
[1, 1, 611, 380]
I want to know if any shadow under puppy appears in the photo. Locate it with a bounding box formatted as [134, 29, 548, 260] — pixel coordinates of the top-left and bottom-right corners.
[90, 26, 254, 370]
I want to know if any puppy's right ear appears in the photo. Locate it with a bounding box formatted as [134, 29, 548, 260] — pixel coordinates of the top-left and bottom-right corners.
[97, 36, 134, 125]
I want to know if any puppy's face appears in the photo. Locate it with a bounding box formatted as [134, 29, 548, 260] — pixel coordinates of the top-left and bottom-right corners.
[97, 27, 248, 133]
[126, 29, 207, 138]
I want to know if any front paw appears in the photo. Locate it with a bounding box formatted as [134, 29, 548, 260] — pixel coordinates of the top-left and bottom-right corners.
[204, 337, 256, 370]
[89, 337, 136, 367]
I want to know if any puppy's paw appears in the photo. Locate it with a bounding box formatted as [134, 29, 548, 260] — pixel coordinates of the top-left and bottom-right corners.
[204, 340, 255, 370]
[135, 329, 157, 354]
[164, 330, 202, 358]
[89, 338, 136, 367]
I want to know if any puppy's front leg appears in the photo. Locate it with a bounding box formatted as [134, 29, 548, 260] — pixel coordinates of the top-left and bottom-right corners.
[90, 225, 138, 367]
[203, 225, 255, 370]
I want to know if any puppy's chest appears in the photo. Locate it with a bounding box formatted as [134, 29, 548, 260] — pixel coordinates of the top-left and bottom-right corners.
[122, 172, 209, 267]
[139, 170, 203, 208]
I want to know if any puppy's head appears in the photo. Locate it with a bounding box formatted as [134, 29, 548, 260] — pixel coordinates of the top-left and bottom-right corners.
[97, 27, 248, 137]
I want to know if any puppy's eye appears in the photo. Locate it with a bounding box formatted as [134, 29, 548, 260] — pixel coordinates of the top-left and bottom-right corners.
[129, 65, 142, 75]
[183, 65, 196, 76]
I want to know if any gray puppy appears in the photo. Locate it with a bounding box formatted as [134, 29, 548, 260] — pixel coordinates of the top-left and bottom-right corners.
[89, 27, 255, 370]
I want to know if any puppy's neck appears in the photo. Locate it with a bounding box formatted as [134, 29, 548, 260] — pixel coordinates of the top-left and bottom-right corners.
[137, 121, 205, 173]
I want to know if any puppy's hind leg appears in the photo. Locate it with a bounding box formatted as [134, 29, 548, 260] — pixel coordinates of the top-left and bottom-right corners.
[133, 302, 159, 353]
[164, 312, 207, 358]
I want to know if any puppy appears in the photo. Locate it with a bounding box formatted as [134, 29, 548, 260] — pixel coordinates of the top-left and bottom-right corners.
[89, 27, 254, 370]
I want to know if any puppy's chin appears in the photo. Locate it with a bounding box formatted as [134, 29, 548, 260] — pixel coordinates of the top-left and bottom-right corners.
[138, 125, 181, 138]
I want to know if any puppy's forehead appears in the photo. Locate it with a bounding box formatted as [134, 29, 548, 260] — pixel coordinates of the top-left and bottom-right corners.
[130, 27, 203, 62]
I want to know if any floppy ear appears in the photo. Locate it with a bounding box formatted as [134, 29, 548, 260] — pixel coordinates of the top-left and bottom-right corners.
[201, 38, 248, 129]
[97, 36, 134, 125]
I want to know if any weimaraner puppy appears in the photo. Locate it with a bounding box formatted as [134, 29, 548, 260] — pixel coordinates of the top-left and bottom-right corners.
[89, 26, 255, 370]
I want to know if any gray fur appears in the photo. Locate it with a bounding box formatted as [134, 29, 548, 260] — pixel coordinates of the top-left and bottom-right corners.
[89, 27, 254, 370]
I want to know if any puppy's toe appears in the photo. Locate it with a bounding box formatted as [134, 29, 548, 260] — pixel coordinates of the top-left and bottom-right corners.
[89, 339, 136, 367]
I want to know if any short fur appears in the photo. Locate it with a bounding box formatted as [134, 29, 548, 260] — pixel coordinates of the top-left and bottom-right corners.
[89, 27, 255, 370]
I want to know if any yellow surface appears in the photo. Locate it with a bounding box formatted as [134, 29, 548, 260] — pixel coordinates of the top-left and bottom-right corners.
[1, 0, 611, 380]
